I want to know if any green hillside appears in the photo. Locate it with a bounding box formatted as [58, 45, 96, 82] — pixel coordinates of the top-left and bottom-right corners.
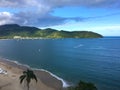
[0, 24, 103, 39]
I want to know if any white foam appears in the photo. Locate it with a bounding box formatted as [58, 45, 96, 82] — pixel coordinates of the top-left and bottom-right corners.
[34, 68, 70, 87]
[0, 58, 70, 88]
[4, 59, 30, 68]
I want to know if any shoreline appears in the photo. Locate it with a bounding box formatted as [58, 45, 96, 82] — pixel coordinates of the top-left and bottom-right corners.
[0, 36, 103, 40]
[0, 58, 69, 89]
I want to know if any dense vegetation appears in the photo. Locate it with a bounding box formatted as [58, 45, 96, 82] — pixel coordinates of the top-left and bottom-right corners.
[0, 24, 103, 39]
[68, 81, 97, 90]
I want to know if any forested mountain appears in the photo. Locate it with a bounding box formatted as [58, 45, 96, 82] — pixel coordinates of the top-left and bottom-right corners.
[0, 24, 103, 39]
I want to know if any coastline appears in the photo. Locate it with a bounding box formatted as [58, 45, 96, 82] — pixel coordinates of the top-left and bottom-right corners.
[0, 58, 69, 90]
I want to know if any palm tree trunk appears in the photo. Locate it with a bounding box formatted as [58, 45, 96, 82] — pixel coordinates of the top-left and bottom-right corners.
[27, 83, 29, 90]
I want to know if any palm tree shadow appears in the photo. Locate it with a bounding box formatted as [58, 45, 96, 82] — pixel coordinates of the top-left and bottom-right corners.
[0, 83, 11, 90]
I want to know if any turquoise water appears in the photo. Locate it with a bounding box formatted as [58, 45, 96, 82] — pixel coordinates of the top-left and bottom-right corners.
[0, 37, 120, 90]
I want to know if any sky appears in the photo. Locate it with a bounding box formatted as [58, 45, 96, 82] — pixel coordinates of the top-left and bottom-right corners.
[0, 0, 120, 36]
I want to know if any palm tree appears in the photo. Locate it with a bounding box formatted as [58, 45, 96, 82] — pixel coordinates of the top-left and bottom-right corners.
[19, 69, 37, 90]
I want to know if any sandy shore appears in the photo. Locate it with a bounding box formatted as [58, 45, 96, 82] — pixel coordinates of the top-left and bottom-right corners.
[0, 59, 63, 90]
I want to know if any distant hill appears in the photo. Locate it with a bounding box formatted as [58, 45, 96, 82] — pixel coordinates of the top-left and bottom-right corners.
[0, 24, 103, 39]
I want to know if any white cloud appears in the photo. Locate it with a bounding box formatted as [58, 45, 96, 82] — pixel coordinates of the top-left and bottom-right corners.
[0, 11, 30, 25]
[0, 12, 14, 25]
[0, 0, 120, 27]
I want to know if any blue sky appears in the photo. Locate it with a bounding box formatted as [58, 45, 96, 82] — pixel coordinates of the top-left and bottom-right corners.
[49, 7, 120, 36]
[0, 0, 120, 36]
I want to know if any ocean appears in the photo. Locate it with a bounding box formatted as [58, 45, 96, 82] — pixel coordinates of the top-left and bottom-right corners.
[0, 37, 120, 90]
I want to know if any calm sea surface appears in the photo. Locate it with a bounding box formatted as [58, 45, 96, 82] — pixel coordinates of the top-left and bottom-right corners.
[0, 37, 120, 90]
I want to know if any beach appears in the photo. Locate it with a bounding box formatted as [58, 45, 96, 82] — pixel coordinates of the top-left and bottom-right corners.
[0, 59, 63, 90]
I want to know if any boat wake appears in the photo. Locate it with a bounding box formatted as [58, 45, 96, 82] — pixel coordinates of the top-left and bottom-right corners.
[74, 44, 83, 48]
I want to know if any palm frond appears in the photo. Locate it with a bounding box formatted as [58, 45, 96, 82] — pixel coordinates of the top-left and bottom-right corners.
[32, 74, 38, 82]
[20, 75, 26, 84]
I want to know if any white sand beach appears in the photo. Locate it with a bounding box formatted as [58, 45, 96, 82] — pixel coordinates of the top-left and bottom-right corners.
[0, 59, 63, 90]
